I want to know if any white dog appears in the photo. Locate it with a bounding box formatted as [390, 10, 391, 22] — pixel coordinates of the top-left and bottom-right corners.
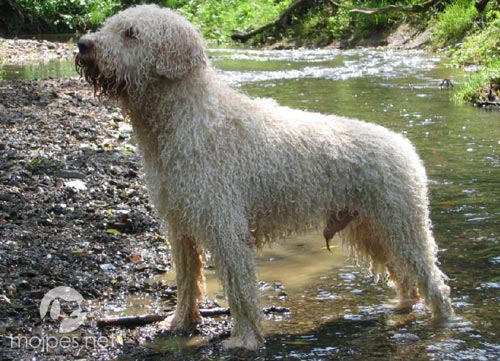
[76, 4, 453, 350]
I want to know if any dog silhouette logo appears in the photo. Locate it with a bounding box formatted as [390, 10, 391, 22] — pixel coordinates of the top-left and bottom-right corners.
[39, 286, 87, 333]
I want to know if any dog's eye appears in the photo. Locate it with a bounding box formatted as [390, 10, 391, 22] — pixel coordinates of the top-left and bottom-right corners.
[124, 27, 138, 39]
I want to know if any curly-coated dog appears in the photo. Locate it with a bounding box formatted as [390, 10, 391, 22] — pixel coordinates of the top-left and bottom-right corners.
[76, 4, 453, 350]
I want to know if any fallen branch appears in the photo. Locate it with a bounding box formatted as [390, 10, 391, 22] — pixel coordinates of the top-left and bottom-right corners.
[263, 306, 290, 315]
[97, 314, 168, 327]
[97, 306, 290, 328]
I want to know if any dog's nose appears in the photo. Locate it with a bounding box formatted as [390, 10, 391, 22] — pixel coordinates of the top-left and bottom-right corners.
[77, 36, 94, 54]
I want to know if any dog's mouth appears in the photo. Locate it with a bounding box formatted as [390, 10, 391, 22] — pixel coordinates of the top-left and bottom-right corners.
[75, 53, 128, 98]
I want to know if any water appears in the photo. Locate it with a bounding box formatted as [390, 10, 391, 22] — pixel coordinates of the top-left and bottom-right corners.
[0, 60, 76, 80]
[0, 34, 77, 80]
[4, 47, 499, 359]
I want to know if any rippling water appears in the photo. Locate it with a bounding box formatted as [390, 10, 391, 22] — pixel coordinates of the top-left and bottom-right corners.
[213, 48, 444, 85]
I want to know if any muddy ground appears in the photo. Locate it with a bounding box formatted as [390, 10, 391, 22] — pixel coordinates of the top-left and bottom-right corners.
[0, 72, 240, 359]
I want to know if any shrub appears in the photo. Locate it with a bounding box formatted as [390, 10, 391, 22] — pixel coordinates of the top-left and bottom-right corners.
[451, 6, 500, 105]
[16, 0, 93, 32]
[431, 0, 477, 48]
[453, 9, 500, 66]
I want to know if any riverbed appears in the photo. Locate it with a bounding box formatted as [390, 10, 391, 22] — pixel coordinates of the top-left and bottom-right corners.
[1, 45, 499, 360]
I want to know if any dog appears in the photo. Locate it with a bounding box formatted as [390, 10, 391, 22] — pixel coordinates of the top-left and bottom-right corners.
[76, 4, 453, 350]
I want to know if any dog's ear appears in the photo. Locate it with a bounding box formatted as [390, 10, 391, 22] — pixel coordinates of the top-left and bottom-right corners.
[156, 24, 206, 79]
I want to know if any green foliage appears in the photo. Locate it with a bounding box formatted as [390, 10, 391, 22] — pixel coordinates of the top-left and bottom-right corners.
[326, 7, 351, 38]
[16, 0, 89, 31]
[350, 1, 400, 37]
[166, 0, 294, 42]
[15, 0, 120, 32]
[4, 0, 442, 45]
[450, 6, 500, 105]
[86, 1, 122, 28]
[431, 0, 477, 48]
[288, 6, 332, 47]
[453, 63, 500, 104]
[284, 0, 429, 46]
[164, 1, 427, 44]
[453, 9, 500, 66]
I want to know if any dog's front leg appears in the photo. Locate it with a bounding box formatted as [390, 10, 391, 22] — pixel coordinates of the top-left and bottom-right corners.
[170, 236, 204, 331]
[215, 234, 264, 350]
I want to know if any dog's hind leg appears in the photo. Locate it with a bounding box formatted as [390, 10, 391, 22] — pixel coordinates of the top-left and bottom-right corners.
[342, 221, 421, 313]
[389, 221, 453, 320]
[389, 249, 452, 320]
[373, 216, 453, 320]
[170, 236, 204, 331]
[387, 266, 420, 313]
[415, 256, 453, 321]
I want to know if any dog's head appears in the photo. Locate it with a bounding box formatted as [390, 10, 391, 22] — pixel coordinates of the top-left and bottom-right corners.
[76, 4, 207, 98]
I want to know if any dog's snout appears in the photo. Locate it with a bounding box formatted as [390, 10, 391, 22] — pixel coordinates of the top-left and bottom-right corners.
[77, 36, 94, 54]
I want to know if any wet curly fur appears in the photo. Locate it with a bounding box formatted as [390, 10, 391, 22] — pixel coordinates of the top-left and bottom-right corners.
[76, 4, 453, 350]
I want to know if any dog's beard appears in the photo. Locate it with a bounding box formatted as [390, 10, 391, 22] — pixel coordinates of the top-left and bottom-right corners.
[75, 53, 128, 98]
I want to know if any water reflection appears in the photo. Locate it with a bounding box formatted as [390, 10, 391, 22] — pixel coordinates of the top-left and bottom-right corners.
[158, 234, 349, 307]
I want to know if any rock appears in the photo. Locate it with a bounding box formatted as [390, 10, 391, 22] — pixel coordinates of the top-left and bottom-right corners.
[64, 179, 88, 191]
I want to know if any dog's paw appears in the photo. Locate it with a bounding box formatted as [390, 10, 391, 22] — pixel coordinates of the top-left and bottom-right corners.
[158, 314, 200, 333]
[393, 299, 416, 314]
[157, 314, 175, 330]
[222, 335, 262, 350]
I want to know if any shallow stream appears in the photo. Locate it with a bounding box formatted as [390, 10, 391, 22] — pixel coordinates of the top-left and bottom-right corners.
[3, 47, 498, 359]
